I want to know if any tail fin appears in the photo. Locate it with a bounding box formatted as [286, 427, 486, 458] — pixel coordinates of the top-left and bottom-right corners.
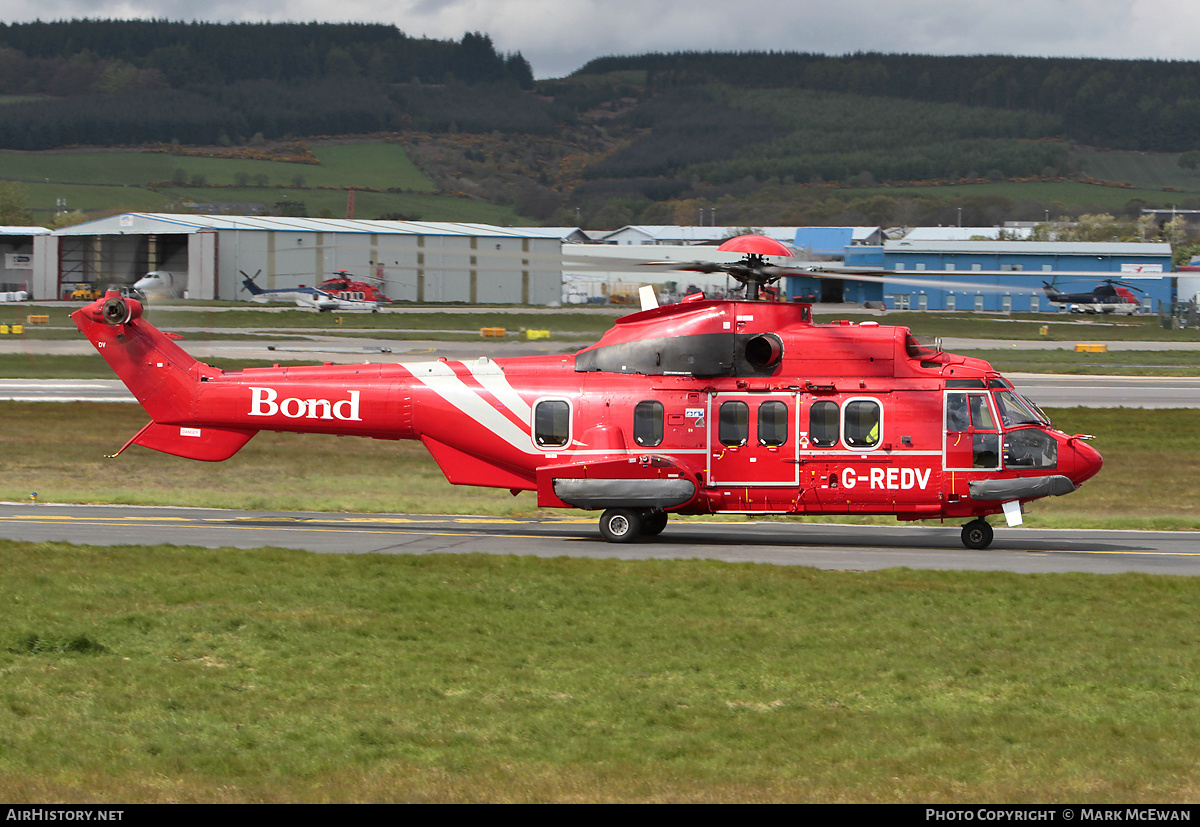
[242, 276, 265, 295]
[72, 294, 256, 461]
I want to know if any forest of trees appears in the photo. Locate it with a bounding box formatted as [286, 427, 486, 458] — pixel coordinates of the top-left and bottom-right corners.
[576, 52, 1200, 154]
[0, 21, 533, 91]
[3, 23, 1199, 158]
[578, 86, 1070, 188]
[0, 21, 534, 149]
[9, 22, 1200, 230]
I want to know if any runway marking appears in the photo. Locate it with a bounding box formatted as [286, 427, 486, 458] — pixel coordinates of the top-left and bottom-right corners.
[1, 513, 594, 526]
[2, 516, 561, 541]
[4, 514, 191, 522]
[5, 514, 1200, 558]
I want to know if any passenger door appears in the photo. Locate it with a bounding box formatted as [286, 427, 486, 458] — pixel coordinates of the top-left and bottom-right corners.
[707, 393, 798, 486]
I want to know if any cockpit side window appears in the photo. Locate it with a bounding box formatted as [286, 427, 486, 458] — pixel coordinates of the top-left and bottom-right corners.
[946, 392, 970, 431]
[1004, 429, 1057, 469]
[968, 393, 995, 430]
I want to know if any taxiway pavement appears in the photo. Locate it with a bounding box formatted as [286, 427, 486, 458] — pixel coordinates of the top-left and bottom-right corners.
[2, 503, 1197, 576]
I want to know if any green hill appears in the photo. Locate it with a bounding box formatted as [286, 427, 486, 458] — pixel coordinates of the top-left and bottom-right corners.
[2, 141, 538, 224]
[7, 24, 1200, 228]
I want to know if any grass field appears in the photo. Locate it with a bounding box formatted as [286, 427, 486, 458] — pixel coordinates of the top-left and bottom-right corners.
[0, 403, 1194, 530]
[0, 398, 1197, 801]
[0, 143, 434, 190]
[1, 345, 1197, 380]
[855, 311, 1200, 343]
[1, 541, 1199, 802]
[836, 180, 1180, 211]
[3, 141, 532, 223]
[1072, 149, 1200, 194]
[8, 137, 1200, 228]
[2, 304, 1199, 379]
[0, 303, 622, 331]
[958, 348, 1200, 375]
[0, 304, 1190, 339]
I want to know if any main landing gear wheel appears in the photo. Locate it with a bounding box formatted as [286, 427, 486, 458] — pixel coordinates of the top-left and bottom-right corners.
[599, 508, 642, 543]
[961, 519, 994, 550]
[640, 509, 669, 536]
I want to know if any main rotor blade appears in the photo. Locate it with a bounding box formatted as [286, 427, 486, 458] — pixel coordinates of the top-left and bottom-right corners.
[794, 267, 1045, 296]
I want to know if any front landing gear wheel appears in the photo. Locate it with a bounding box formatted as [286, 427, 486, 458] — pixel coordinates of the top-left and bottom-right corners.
[640, 509, 669, 536]
[599, 508, 642, 543]
[961, 519, 994, 550]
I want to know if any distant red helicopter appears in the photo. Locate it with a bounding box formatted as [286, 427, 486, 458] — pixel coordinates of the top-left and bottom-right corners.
[318, 269, 391, 305]
[72, 236, 1102, 550]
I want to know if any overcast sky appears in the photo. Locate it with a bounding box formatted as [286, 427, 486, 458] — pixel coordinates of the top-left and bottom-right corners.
[2, 0, 1199, 79]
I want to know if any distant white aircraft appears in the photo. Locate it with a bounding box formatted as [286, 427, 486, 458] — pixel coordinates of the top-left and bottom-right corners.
[133, 270, 187, 300]
[240, 272, 380, 312]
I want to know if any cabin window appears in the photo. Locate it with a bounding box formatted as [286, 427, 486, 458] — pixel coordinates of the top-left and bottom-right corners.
[758, 401, 789, 447]
[718, 401, 749, 447]
[633, 400, 664, 447]
[844, 399, 881, 448]
[810, 401, 839, 448]
[533, 400, 570, 449]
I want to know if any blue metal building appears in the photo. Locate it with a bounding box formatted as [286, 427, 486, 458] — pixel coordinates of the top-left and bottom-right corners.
[785, 238, 1175, 311]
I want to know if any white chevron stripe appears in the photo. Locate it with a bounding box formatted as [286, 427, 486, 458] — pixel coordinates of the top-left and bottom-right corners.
[404, 360, 539, 455]
[464, 357, 533, 422]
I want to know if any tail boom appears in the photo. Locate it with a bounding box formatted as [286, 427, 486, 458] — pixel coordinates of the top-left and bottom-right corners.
[72, 294, 425, 460]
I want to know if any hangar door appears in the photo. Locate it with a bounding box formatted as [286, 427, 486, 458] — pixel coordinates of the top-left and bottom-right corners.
[188, 231, 218, 300]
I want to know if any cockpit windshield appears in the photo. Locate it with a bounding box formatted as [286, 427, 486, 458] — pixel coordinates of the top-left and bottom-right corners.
[993, 390, 1051, 428]
[1017, 393, 1052, 425]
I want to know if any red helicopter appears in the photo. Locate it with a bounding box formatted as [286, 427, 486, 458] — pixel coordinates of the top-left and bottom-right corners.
[71, 235, 1101, 550]
[318, 269, 391, 305]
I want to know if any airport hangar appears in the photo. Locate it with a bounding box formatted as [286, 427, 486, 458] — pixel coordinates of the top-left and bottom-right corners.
[784, 233, 1176, 311]
[32, 214, 566, 304]
[1, 226, 52, 296]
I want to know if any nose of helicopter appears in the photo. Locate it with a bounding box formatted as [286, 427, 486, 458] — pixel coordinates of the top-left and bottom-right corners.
[1069, 437, 1103, 485]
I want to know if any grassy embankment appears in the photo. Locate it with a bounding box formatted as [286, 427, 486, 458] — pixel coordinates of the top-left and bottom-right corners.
[1, 539, 1198, 803]
[0, 403, 1194, 531]
[7, 136, 1200, 224]
[1, 305, 1196, 525]
[0, 142, 532, 224]
[2, 306, 1198, 377]
[2, 304, 1198, 802]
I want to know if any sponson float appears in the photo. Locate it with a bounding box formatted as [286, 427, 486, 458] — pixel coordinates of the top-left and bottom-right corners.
[72, 236, 1102, 549]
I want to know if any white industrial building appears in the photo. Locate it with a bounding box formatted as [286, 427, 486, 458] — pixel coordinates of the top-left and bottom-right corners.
[36, 214, 567, 304]
[1, 226, 52, 297]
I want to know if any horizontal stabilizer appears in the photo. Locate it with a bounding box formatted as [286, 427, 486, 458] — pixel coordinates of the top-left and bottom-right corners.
[122, 421, 257, 462]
